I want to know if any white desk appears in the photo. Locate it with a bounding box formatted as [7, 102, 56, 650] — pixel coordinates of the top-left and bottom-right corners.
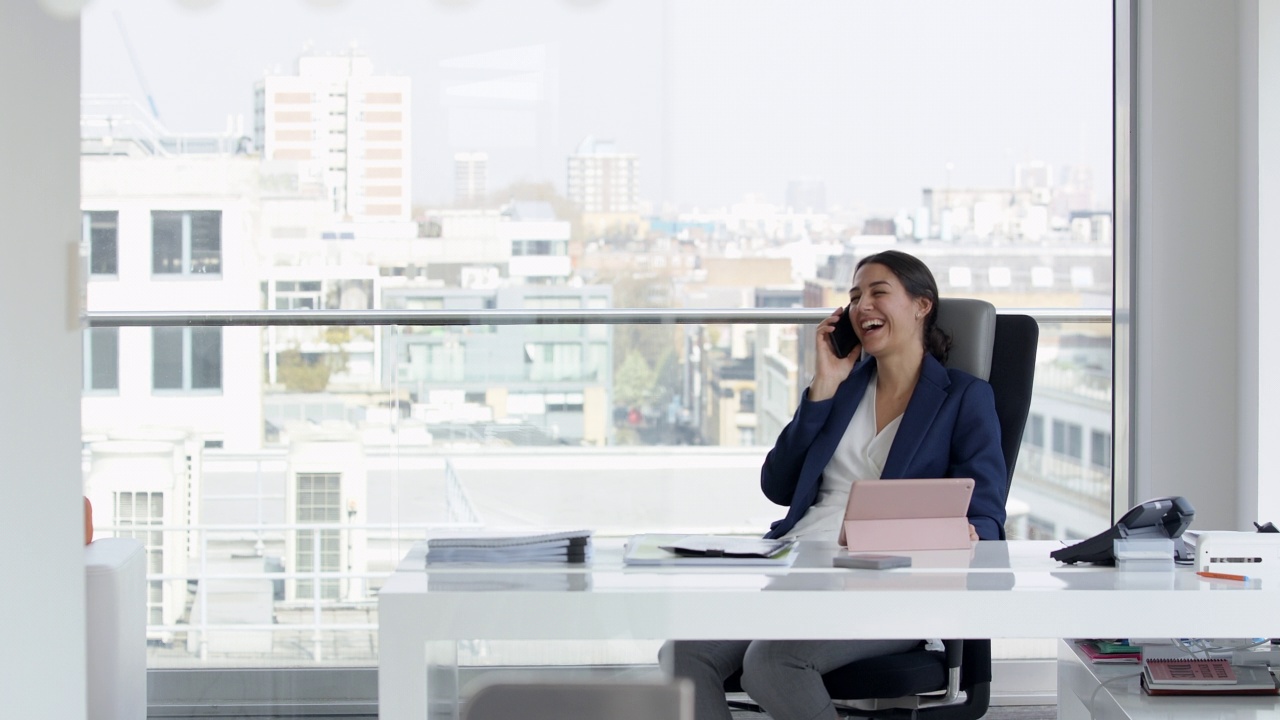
[377, 540, 1280, 720]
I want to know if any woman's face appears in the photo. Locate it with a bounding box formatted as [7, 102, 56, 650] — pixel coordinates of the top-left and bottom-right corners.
[848, 263, 931, 359]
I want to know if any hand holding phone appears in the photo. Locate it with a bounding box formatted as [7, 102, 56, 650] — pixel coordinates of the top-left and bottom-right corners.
[828, 305, 860, 359]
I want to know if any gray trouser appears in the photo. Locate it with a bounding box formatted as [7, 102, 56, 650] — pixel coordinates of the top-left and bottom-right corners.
[659, 638, 921, 720]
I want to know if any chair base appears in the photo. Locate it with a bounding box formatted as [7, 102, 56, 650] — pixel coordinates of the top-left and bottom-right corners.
[836, 682, 990, 720]
[728, 682, 990, 720]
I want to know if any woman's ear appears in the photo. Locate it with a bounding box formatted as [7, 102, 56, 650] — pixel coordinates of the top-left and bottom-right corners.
[916, 298, 933, 319]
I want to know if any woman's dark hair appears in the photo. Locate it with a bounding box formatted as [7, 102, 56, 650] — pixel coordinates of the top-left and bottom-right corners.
[854, 250, 951, 363]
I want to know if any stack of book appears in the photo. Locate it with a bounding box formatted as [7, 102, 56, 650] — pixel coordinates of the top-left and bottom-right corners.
[425, 529, 593, 564]
[1140, 656, 1279, 696]
[1077, 640, 1142, 664]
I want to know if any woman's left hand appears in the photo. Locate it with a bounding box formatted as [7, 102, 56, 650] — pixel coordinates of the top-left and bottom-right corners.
[968, 524, 979, 542]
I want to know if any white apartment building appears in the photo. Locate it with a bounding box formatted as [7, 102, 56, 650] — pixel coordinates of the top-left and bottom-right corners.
[81, 152, 267, 636]
[81, 154, 265, 451]
[254, 52, 411, 223]
[500, 201, 572, 284]
[409, 203, 572, 286]
[566, 136, 639, 215]
[454, 151, 488, 204]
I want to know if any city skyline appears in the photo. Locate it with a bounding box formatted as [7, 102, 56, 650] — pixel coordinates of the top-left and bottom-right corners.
[82, 0, 1113, 214]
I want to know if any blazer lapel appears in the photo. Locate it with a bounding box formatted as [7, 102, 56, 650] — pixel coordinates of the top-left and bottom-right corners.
[793, 358, 874, 496]
[882, 355, 950, 478]
[824, 358, 874, 442]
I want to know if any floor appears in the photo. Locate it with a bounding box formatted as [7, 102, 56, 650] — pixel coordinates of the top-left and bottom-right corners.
[982, 709, 1058, 720]
[166, 705, 1060, 719]
[164, 705, 1058, 719]
[730, 707, 1057, 719]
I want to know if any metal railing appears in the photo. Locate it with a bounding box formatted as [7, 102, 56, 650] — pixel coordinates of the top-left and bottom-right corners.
[1016, 445, 1112, 506]
[85, 307, 1110, 328]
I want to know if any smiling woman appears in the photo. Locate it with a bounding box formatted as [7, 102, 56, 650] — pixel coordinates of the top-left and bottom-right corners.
[665, 250, 1009, 720]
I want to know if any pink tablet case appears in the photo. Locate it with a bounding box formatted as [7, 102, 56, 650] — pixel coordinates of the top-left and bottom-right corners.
[838, 478, 975, 551]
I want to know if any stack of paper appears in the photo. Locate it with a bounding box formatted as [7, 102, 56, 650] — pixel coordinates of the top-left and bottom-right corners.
[623, 534, 798, 566]
[425, 529, 593, 564]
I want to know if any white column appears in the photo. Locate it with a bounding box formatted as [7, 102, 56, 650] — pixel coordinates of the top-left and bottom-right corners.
[0, 2, 86, 718]
[1133, 0, 1243, 528]
[1245, 0, 1280, 528]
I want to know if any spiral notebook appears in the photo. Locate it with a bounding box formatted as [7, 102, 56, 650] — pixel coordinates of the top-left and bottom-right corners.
[1140, 657, 1279, 696]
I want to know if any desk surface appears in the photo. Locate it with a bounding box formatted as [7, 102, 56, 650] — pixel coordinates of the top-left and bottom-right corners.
[377, 539, 1280, 720]
[378, 539, 1280, 641]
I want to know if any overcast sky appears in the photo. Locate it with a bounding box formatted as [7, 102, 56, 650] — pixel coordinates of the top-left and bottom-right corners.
[81, 0, 1112, 214]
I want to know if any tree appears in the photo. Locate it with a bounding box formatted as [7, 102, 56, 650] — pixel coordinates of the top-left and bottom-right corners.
[277, 347, 330, 392]
[323, 326, 351, 377]
[613, 352, 656, 410]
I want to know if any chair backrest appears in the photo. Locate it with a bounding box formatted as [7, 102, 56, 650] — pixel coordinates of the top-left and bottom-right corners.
[936, 298, 997, 381]
[464, 679, 694, 720]
[937, 300, 1039, 492]
[987, 314, 1038, 493]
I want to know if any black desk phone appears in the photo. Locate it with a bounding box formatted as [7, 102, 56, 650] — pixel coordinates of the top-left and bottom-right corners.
[1050, 496, 1195, 565]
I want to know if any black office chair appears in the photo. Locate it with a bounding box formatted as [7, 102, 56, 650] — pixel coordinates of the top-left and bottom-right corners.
[726, 303, 1039, 720]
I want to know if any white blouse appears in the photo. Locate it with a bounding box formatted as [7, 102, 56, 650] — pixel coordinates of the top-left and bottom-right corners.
[783, 370, 903, 542]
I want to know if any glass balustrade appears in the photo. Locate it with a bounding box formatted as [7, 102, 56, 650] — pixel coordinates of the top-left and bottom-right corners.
[84, 313, 1111, 668]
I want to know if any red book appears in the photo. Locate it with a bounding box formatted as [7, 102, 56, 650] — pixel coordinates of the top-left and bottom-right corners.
[1145, 658, 1236, 684]
[1141, 661, 1278, 696]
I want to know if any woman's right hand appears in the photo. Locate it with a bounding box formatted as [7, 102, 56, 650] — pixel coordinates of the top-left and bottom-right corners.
[810, 306, 859, 401]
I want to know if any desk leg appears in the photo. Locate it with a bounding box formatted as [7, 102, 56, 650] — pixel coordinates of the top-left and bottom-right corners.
[426, 640, 460, 720]
[378, 614, 428, 720]
[1056, 639, 1130, 720]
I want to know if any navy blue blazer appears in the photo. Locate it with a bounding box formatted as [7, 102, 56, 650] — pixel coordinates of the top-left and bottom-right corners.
[761, 353, 1007, 540]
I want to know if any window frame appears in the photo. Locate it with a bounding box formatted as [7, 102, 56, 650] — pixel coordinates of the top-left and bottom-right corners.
[151, 210, 223, 277]
[83, 210, 118, 276]
[83, 326, 119, 393]
[151, 326, 223, 394]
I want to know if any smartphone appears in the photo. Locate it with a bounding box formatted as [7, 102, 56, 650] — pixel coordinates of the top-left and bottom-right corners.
[832, 554, 912, 570]
[828, 306, 860, 359]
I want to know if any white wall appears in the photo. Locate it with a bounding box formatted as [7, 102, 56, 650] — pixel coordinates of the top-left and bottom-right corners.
[0, 2, 87, 718]
[1135, 0, 1280, 530]
[1245, 0, 1280, 528]
[1239, 1, 1261, 531]
[1254, 1, 1280, 527]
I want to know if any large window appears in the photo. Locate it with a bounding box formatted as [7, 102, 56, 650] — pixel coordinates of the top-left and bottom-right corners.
[82, 0, 1113, 680]
[275, 280, 322, 310]
[1025, 413, 1045, 448]
[84, 210, 117, 276]
[115, 491, 165, 626]
[1091, 429, 1113, 471]
[295, 473, 341, 601]
[152, 211, 221, 276]
[83, 327, 119, 392]
[152, 327, 222, 392]
[1053, 419, 1084, 460]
